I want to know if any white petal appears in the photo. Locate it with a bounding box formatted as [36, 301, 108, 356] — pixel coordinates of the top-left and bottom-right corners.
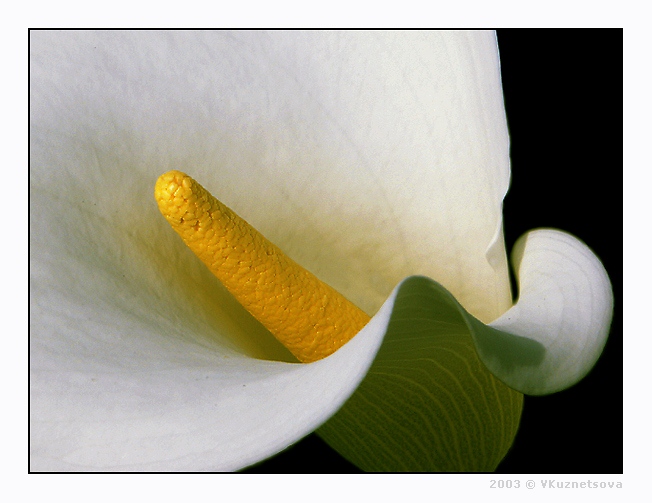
[31, 29, 512, 322]
[30, 266, 398, 471]
[30, 30, 512, 470]
[480, 229, 614, 395]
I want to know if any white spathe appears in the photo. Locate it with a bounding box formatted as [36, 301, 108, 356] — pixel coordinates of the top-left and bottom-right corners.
[30, 30, 612, 471]
[486, 229, 613, 395]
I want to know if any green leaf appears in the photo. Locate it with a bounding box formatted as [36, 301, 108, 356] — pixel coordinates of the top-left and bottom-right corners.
[317, 276, 524, 472]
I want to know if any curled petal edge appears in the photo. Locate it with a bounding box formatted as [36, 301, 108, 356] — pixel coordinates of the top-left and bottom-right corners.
[316, 230, 613, 468]
[480, 228, 614, 395]
[30, 228, 611, 471]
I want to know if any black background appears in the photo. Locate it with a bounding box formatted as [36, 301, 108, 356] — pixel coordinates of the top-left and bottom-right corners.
[244, 29, 623, 474]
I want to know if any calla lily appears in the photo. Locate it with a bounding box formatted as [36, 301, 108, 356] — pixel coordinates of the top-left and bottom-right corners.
[30, 30, 613, 472]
